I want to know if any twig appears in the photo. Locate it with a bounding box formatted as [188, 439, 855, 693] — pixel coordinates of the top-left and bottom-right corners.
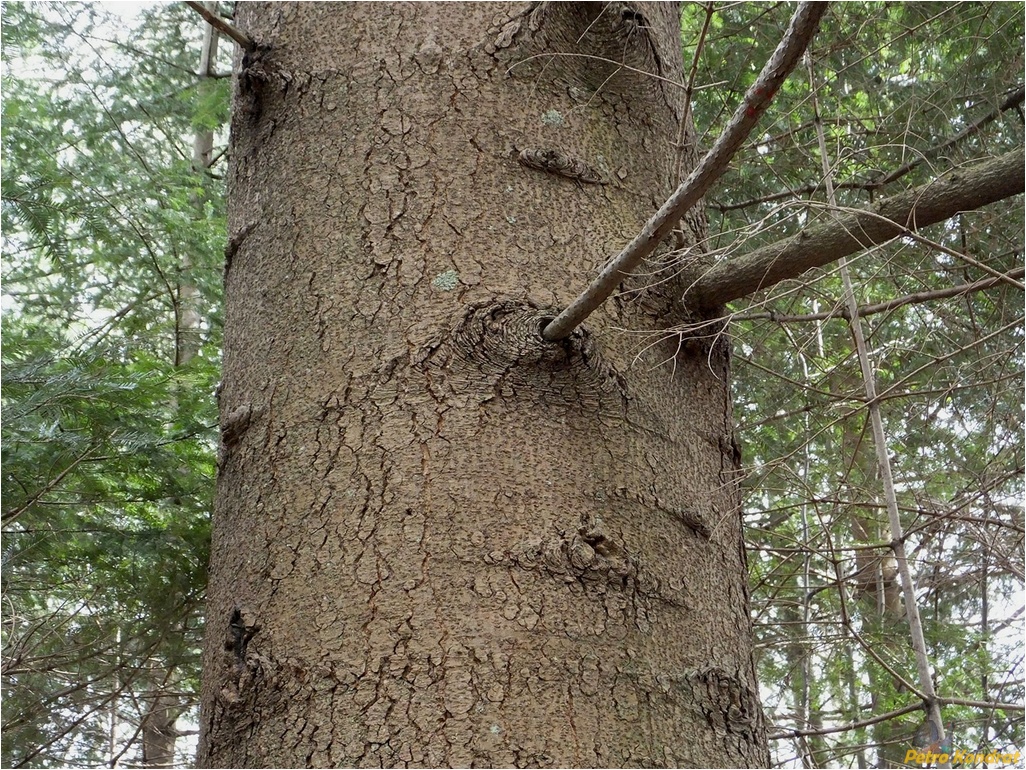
[673, 3, 715, 186]
[874, 85, 1026, 187]
[3, 445, 100, 524]
[731, 267, 1026, 323]
[183, 1, 254, 51]
[541, 1, 828, 341]
[708, 179, 880, 213]
[895, 228, 1025, 291]
[769, 701, 925, 741]
[870, 317, 1021, 408]
[936, 696, 1025, 712]
[511, 52, 692, 92]
[710, 84, 1025, 213]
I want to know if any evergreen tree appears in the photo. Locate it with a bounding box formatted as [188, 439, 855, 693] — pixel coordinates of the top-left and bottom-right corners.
[2, 3, 229, 765]
[2, 3, 1021, 766]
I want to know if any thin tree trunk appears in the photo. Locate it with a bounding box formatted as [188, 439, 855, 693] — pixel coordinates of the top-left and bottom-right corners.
[177, 0, 219, 369]
[807, 55, 948, 769]
[141, 6, 221, 766]
[140, 690, 176, 768]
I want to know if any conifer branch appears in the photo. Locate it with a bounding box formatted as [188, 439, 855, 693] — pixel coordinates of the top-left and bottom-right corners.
[688, 150, 1025, 308]
[873, 84, 1025, 187]
[184, 1, 254, 51]
[769, 702, 925, 741]
[541, 1, 828, 341]
[731, 267, 1025, 324]
[711, 83, 1025, 212]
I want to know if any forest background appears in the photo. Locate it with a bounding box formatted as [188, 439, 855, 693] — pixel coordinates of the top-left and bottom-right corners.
[1, 2, 1022, 767]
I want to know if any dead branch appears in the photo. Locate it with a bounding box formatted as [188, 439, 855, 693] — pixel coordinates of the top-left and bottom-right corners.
[541, 1, 828, 341]
[732, 267, 1026, 323]
[711, 84, 1025, 213]
[184, 1, 254, 51]
[769, 702, 925, 741]
[688, 150, 1025, 308]
[874, 85, 1026, 187]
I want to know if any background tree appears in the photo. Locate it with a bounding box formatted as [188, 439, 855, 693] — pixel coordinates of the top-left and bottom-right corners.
[1, 3, 229, 766]
[688, 3, 1025, 766]
[2, 2, 1022, 768]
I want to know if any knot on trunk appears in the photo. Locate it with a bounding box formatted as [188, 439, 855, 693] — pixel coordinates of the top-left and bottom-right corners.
[452, 299, 586, 371]
[422, 299, 628, 412]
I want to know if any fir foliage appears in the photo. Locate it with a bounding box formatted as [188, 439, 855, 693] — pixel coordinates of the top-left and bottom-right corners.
[2, 3, 228, 766]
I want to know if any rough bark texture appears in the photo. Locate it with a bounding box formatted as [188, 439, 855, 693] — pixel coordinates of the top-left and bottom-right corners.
[199, 3, 765, 767]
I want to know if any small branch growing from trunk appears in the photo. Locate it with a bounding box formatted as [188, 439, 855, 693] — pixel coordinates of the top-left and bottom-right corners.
[184, 1, 255, 51]
[541, 1, 828, 341]
[688, 150, 1025, 308]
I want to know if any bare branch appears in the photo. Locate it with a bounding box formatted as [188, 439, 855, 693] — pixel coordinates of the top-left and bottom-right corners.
[541, 1, 828, 341]
[688, 150, 1025, 308]
[769, 702, 926, 741]
[936, 697, 1026, 712]
[895, 229, 1025, 290]
[712, 83, 1025, 212]
[674, 3, 715, 186]
[3, 444, 99, 524]
[183, 1, 254, 51]
[874, 85, 1026, 187]
[709, 178, 877, 213]
[732, 267, 1026, 323]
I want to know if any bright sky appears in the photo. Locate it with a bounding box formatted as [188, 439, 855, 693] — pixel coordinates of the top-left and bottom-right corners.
[96, 1, 166, 20]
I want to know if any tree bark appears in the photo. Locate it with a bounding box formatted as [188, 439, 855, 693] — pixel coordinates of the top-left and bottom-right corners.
[141, 691, 177, 768]
[199, 3, 764, 767]
[688, 150, 1025, 308]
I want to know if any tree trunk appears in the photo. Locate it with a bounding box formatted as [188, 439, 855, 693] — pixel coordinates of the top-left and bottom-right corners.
[199, 3, 765, 767]
[141, 690, 177, 768]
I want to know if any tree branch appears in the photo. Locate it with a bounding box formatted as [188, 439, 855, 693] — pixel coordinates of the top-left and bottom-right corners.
[895, 229, 1025, 290]
[873, 84, 1025, 187]
[688, 150, 1025, 308]
[540, 1, 828, 341]
[936, 696, 1025, 712]
[183, 1, 254, 51]
[709, 178, 876, 214]
[769, 702, 925, 741]
[732, 266, 1026, 323]
[711, 84, 1025, 213]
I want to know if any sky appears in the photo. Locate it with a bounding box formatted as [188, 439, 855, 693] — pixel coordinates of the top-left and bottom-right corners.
[97, 1, 166, 20]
